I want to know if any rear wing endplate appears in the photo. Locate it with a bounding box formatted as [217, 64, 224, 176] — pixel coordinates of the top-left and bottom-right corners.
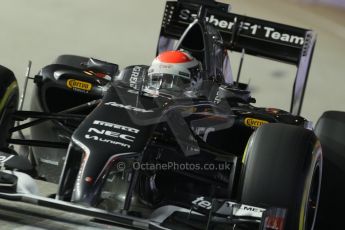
[158, 0, 316, 115]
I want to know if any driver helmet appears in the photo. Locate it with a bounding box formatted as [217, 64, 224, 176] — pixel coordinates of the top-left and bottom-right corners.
[144, 50, 202, 93]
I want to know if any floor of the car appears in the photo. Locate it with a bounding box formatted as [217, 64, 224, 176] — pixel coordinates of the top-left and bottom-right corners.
[0, 197, 129, 230]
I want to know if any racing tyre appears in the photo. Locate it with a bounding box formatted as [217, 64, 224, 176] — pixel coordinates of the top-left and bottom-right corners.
[240, 123, 322, 230]
[53, 54, 89, 69]
[314, 111, 345, 229]
[0, 65, 19, 149]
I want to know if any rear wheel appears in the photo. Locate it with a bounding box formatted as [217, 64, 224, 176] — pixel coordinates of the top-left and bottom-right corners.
[240, 123, 322, 230]
[315, 111, 345, 229]
[0, 65, 19, 150]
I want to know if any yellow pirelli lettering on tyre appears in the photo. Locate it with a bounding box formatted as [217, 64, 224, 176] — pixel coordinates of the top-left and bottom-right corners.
[244, 118, 268, 128]
[66, 79, 92, 91]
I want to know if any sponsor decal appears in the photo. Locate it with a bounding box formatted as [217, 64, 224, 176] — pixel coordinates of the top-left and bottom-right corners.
[129, 66, 142, 89]
[263, 27, 304, 45]
[178, 9, 304, 46]
[105, 101, 154, 113]
[179, 10, 236, 30]
[66, 79, 92, 92]
[85, 134, 131, 148]
[159, 64, 173, 69]
[93, 120, 139, 134]
[244, 118, 268, 128]
[84, 122, 138, 148]
[88, 128, 135, 142]
[192, 196, 212, 210]
[192, 197, 265, 218]
[191, 127, 215, 142]
[232, 204, 265, 218]
[127, 89, 159, 98]
[0, 155, 14, 163]
[214, 90, 221, 104]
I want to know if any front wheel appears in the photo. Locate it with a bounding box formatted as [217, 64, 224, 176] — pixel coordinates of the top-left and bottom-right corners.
[239, 123, 322, 230]
[0, 65, 19, 149]
[315, 111, 345, 229]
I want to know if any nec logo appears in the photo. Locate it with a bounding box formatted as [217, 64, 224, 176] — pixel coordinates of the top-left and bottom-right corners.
[87, 128, 135, 142]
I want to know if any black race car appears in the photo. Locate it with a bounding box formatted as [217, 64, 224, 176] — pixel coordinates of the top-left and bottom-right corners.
[0, 0, 344, 229]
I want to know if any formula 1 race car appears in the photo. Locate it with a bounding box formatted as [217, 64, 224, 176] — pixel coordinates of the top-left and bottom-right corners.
[0, 0, 344, 229]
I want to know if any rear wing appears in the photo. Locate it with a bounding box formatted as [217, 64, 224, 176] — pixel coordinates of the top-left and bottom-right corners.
[157, 0, 316, 115]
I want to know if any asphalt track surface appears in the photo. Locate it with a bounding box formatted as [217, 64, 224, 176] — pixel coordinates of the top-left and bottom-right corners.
[0, 0, 345, 229]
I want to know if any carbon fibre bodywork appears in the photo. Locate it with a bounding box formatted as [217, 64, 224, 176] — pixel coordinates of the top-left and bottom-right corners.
[0, 1, 322, 229]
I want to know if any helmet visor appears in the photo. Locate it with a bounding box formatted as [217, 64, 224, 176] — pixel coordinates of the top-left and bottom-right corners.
[145, 73, 190, 91]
